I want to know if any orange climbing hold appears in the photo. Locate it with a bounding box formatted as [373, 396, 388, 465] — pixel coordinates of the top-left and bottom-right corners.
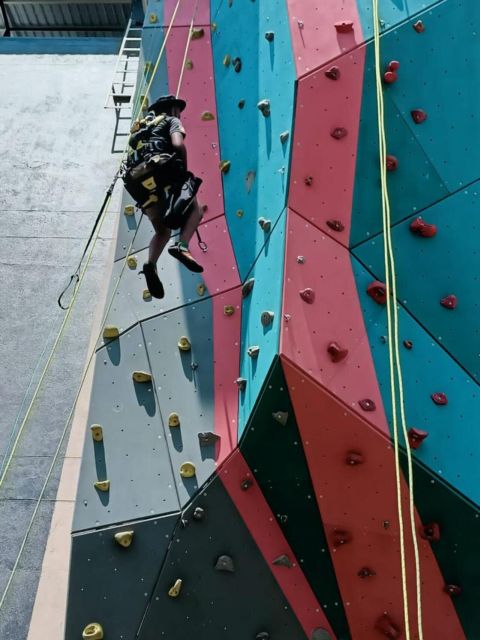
[408, 427, 429, 449]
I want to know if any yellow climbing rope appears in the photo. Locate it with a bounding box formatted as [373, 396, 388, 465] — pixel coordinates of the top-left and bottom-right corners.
[372, 2, 424, 639]
[0, 0, 187, 611]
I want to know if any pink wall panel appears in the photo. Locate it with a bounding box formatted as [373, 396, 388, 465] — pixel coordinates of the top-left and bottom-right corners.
[288, 48, 365, 243]
[219, 451, 336, 640]
[162, 0, 210, 27]
[283, 359, 466, 640]
[280, 209, 389, 436]
[286, 0, 362, 78]
[213, 288, 242, 462]
[166, 27, 224, 220]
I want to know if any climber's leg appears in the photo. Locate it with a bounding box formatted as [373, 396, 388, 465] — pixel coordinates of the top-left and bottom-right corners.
[168, 198, 204, 273]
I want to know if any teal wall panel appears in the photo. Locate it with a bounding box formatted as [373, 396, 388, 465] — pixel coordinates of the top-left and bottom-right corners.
[351, 256, 480, 506]
[356, 0, 442, 42]
[65, 514, 178, 640]
[353, 187, 480, 381]
[238, 210, 286, 436]
[211, 0, 295, 280]
[350, 45, 448, 247]
[372, 1, 480, 192]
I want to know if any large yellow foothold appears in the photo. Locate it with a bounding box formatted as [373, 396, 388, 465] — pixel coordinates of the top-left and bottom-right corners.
[201, 111, 215, 121]
[114, 530, 134, 548]
[224, 305, 235, 316]
[180, 462, 196, 478]
[132, 371, 152, 383]
[219, 160, 231, 174]
[168, 578, 183, 598]
[191, 27, 204, 39]
[143, 289, 152, 300]
[90, 425, 103, 442]
[82, 622, 104, 640]
[169, 412, 180, 428]
[94, 480, 110, 492]
[124, 205, 135, 216]
[196, 283, 206, 296]
[177, 336, 191, 352]
[127, 255, 137, 269]
[148, 12, 157, 23]
[102, 325, 119, 339]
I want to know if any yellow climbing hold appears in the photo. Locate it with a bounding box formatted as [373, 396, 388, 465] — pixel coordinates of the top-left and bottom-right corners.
[114, 530, 134, 548]
[196, 283, 206, 296]
[191, 27, 204, 39]
[102, 325, 119, 339]
[82, 623, 104, 640]
[124, 205, 135, 216]
[201, 111, 215, 121]
[169, 412, 180, 428]
[132, 371, 152, 383]
[224, 305, 235, 316]
[236, 209, 244, 218]
[211, 22, 217, 32]
[148, 12, 157, 23]
[178, 336, 191, 352]
[90, 425, 103, 442]
[94, 480, 110, 492]
[185, 58, 193, 70]
[127, 255, 137, 269]
[168, 578, 183, 598]
[143, 289, 152, 300]
[219, 160, 231, 174]
[180, 462, 196, 478]
[223, 54, 231, 67]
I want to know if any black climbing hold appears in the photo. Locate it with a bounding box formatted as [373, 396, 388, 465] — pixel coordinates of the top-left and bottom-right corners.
[235, 377, 247, 391]
[192, 507, 205, 521]
[265, 31, 274, 41]
[198, 432, 221, 447]
[272, 554, 292, 568]
[257, 99, 271, 117]
[242, 278, 255, 298]
[256, 633, 270, 640]
[241, 478, 253, 491]
[215, 555, 235, 572]
[238, 99, 245, 109]
[232, 57, 242, 72]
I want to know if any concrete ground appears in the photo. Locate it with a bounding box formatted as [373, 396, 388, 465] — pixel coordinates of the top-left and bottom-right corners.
[0, 54, 121, 639]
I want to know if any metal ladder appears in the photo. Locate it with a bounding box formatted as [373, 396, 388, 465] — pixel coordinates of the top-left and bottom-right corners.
[105, 17, 142, 153]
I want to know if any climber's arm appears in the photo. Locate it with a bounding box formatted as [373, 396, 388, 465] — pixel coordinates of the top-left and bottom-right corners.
[171, 131, 187, 169]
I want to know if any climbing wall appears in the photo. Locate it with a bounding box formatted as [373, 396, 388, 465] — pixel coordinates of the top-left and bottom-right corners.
[65, 1, 479, 639]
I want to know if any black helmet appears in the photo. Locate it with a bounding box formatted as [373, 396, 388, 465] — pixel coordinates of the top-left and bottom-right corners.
[148, 94, 186, 114]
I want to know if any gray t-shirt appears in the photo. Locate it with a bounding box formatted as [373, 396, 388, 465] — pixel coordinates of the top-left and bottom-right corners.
[129, 115, 186, 161]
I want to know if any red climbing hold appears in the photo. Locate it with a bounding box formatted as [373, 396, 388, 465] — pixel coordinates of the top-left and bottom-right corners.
[326, 219, 344, 232]
[327, 342, 348, 363]
[386, 155, 398, 171]
[324, 66, 340, 80]
[299, 288, 315, 304]
[408, 428, 429, 449]
[357, 567, 376, 578]
[444, 584, 462, 597]
[411, 109, 428, 124]
[388, 60, 400, 72]
[332, 529, 352, 546]
[375, 614, 402, 640]
[410, 217, 437, 237]
[345, 451, 364, 465]
[413, 20, 425, 33]
[420, 522, 441, 542]
[431, 392, 448, 406]
[359, 399, 376, 412]
[440, 294, 457, 309]
[383, 71, 398, 84]
[330, 127, 348, 140]
[304, 176, 313, 186]
[334, 21, 354, 33]
[367, 281, 387, 305]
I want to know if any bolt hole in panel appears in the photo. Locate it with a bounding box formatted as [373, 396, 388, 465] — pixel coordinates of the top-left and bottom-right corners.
[211, 0, 295, 280]
[65, 514, 178, 640]
[141, 289, 240, 506]
[283, 358, 465, 640]
[100, 215, 240, 347]
[239, 210, 286, 435]
[280, 209, 389, 436]
[351, 254, 480, 506]
[398, 452, 480, 638]
[240, 357, 351, 639]
[353, 186, 480, 382]
[73, 325, 180, 532]
[136, 467, 312, 640]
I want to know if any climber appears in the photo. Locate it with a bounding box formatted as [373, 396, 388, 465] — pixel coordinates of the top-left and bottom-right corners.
[124, 94, 204, 299]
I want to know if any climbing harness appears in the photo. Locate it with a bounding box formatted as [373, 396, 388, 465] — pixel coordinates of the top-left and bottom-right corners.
[372, 1, 424, 638]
